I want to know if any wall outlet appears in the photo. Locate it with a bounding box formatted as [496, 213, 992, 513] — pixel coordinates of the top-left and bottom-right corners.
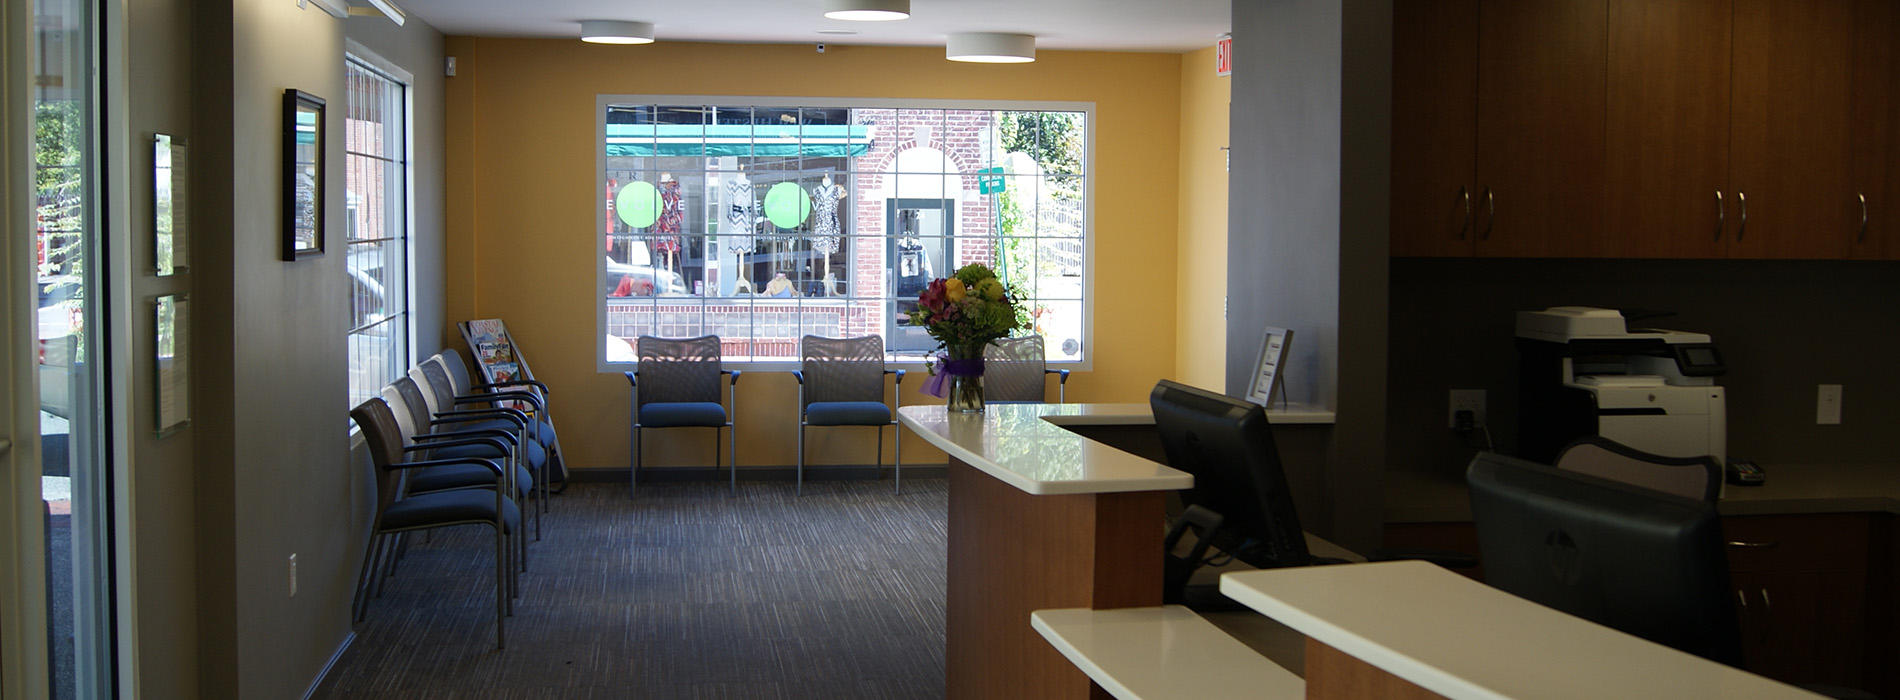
[1448, 390, 1487, 429]
[289, 554, 298, 598]
[1817, 384, 1842, 425]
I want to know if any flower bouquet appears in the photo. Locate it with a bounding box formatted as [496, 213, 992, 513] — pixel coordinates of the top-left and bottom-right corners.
[909, 263, 1031, 413]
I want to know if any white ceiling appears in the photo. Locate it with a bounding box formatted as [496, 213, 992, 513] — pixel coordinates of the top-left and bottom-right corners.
[391, 0, 1232, 53]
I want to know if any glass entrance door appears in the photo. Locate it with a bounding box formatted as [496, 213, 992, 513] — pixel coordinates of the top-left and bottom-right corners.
[886, 198, 952, 354]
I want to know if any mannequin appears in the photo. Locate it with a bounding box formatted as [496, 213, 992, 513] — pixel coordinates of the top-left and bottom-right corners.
[723, 167, 757, 295]
[811, 173, 847, 296]
[655, 172, 683, 275]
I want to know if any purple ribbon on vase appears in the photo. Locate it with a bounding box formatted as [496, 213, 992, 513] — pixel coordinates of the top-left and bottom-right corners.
[920, 356, 985, 398]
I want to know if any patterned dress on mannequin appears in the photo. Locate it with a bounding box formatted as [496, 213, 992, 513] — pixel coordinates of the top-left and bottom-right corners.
[722, 173, 756, 254]
[810, 179, 843, 256]
[653, 179, 683, 255]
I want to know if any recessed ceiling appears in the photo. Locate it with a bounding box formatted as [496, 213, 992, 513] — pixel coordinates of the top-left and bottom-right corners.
[393, 0, 1232, 53]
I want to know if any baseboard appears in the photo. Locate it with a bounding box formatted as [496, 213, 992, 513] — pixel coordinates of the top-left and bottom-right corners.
[566, 463, 949, 483]
[302, 631, 356, 700]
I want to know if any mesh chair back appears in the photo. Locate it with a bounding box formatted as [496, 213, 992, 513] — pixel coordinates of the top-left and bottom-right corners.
[635, 335, 723, 407]
[392, 378, 435, 437]
[1554, 437, 1722, 503]
[438, 349, 475, 395]
[417, 360, 458, 413]
[983, 335, 1047, 402]
[349, 398, 410, 510]
[379, 383, 423, 444]
[800, 335, 885, 407]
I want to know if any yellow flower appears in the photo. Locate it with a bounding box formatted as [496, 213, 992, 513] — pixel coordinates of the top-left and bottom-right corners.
[945, 278, 967, 302]
[975, 278, 1005, 301]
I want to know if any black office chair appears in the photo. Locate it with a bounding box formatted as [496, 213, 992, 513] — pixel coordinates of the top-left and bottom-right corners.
[1149, 380, 1475, 610]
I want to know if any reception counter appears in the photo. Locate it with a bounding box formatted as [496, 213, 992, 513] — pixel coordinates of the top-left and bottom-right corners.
[897, 403, 1192, 700]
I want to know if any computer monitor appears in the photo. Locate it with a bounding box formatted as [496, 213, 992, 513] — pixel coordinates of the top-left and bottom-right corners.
[1466, 451, 1743, 667]
[1149, 379, 1310, 570]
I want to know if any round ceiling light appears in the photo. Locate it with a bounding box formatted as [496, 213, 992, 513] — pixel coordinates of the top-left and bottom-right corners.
[946, 33, 1036, 63]
[580, 20, 655, 44]
[823, 0, 910, 21]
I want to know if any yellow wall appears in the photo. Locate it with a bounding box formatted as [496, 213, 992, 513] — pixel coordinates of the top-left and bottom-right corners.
[1174, 45, 1230, 390]
[444, 39, 1184, 471]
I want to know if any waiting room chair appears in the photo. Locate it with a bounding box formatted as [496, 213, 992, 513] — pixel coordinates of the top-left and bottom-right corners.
[793, 335, 904, 495]
[454, 321, 570, 487]
[426, 352, 564, 503]
[388, 377, 541, 541]
[1554, 436, 1722, 502]
[625, 335, 741, 498]
[982, 334, 1069, 403]
[351, 396, 520, 649]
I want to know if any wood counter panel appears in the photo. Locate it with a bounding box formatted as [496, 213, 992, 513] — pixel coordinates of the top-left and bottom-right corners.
[945, 458, 1165, 700]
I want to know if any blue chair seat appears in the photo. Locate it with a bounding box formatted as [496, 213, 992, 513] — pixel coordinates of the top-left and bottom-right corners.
[805, 401, 892, 426]
[639, 401, 728, 428]
[409, 461, 534, 498]
[382, 489, 520, 534]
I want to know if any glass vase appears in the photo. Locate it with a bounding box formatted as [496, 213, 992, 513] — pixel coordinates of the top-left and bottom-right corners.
[946, 342, 985, 414]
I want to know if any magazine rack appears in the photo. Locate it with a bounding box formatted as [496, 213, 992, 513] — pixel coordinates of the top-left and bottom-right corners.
[458, 319, 568, 486]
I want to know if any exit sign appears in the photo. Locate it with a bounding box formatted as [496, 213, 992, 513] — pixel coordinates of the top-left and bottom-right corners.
[1216, 36, 1232, 76]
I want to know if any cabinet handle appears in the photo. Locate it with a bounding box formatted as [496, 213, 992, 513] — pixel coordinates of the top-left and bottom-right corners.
[1726, 540, 1780, 548]
[1459, 185, 1471, 240]
[1715, 191, 1725, 241]
[1736, 192, 1747, 241]
[1482, 186, 1495, 241]
[1859, 192, 1869, 243]
[1736, 589, 1749, 607]
[1760, 588, 1772, 612]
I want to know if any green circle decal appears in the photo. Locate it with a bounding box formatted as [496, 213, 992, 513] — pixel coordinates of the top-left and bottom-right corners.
[763, 182, 812, 229]
[616, 181, 660, 229]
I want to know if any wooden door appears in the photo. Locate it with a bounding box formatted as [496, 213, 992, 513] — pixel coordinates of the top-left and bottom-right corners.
[1473, 0, 1607, 258]
[1391, 0, 1480, 257]
[1729, 0, 1856, 259]
[1850, 0, 1899, 259]
[1600, 0, 1733, 258]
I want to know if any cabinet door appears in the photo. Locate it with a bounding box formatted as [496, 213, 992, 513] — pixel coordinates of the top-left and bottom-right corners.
[1729, 0, 1856, 259]
[1600, 0, 1732, 258]
[1391, 0, 1480, 257]
[1473, 0, 1607, 258]
[1732, 569, 1869, 688]
[1850, 0, 1899, 259]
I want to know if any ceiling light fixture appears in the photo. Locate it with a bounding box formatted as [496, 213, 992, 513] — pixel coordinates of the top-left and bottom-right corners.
[580, 20, 655, 44]
[823, 0, 909, 22]
[946, 33, 1036, 63]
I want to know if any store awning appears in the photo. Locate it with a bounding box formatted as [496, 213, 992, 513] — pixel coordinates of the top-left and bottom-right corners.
[605, 124, 876, 158]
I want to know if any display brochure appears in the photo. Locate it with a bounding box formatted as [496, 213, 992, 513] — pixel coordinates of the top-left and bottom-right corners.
[1247, 326, 1292, 408]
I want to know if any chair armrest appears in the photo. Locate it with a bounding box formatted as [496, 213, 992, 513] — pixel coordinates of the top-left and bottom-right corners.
[791, 370, 805, 385]
[887, 368, 905, 384]
[624, 370, 637, 388]
[724, 369, 742, 385]
[403, 435, 511, 454]
[414, 427, 518, 447]
[453, 390, 544, 412]
[1048, 368, 1071, 384]
[435, 406, 530, 427]
[475, 378, 549, 395]
[388, 457, 504, 478]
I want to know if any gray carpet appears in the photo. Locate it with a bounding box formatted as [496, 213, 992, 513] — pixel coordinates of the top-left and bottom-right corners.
[313, 478, 949, 700]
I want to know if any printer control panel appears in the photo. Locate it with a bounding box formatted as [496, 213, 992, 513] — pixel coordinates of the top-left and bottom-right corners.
[1671, 343, 1725, 377]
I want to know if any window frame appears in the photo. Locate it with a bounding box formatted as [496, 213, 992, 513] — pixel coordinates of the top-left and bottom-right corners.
[344, 47, 414, 416]
[592, 95, 1096, 373]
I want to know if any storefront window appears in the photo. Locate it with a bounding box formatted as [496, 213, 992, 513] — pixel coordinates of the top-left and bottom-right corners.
[599, 99, 1091, 365]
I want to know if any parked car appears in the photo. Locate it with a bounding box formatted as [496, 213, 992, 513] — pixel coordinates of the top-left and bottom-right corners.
[605, 246, 685, 297]
[38, 275, 81, 419]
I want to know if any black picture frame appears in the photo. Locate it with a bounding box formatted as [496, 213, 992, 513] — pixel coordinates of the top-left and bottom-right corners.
[283, 89, 326, 261]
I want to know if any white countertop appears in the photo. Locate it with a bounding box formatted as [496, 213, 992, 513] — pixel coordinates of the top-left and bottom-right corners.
[1219, 560, 1825, 700]
[1031, 606, 1306, 700]
[897, 404, 1193, 495]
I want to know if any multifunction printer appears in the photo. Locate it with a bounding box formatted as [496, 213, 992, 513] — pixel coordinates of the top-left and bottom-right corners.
[1515, 306, 1727, 466]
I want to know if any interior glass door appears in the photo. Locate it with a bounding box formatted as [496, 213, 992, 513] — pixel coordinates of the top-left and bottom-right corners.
[886, 198, 952, 354]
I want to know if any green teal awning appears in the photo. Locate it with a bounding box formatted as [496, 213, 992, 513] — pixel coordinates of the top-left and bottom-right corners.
[605, 124, 875, 158]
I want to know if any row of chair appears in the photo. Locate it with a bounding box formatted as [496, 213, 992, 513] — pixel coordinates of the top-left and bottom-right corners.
[346, 349, 563, 649]
[627, 334, 1070, 498]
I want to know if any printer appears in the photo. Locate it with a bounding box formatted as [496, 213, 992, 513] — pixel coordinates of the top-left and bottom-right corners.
[1515, 306, 1727, 466]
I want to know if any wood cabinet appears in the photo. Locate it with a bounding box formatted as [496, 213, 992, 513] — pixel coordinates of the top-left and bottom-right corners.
[1724, 513, 1874, 689]
[1393, 0, 1892, 259]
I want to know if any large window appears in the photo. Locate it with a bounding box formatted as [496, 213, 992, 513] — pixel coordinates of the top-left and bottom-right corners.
[346, 56, 410, 408]
[596, 98, 1091, 366]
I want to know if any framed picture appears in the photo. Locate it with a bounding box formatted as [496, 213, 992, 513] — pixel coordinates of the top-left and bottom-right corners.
[283, 89, 325, 261]
[1246, 326, 1293, 408]
[155, 294, 190, 436]
[154, 133, 189, 275]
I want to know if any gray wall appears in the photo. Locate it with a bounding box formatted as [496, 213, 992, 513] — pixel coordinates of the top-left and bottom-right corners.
[1386, 258, 1900, 479]
[1228, 0, 1392, 551]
